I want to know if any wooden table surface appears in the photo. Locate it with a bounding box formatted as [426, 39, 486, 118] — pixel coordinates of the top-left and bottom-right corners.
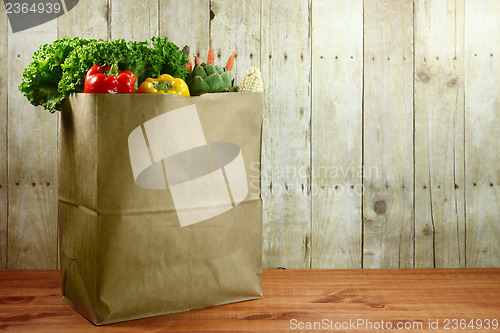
[0, 269, 499, 332]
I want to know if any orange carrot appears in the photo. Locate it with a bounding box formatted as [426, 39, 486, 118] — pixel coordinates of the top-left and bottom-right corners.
[225, 49, 237, 71]
[186, 55, 192, 73]
[194, 56, 201, 66]
[207, 42, 214, 65]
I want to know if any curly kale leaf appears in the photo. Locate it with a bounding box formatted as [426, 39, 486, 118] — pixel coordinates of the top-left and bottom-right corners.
[149, 36, 189, 81]
[18, 37, 92, 113]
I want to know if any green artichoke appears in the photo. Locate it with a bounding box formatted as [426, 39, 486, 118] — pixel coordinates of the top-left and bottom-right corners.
[187, 63, 238, 96]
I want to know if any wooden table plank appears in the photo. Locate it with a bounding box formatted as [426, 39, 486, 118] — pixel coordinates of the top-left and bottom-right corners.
[0, 269, 499, 332]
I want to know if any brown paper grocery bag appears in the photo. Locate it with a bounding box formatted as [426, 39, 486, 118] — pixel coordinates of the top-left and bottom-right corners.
[58, 92, 263, 325]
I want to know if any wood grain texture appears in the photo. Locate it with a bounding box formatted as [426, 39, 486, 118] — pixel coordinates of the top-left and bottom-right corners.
[7, 23, 58, 269]
[1, 0, 500, 269]
[414, 0, 465, 268]
[210, 0, 261, 84]
[110, 0, 158, 40]
[0, 7, 7, 269]
[159, 0, 209, 62]
[57, 0, 108, 39]
[311, 0, 363, 268]
[464, 0, 500, 268]
[261, 0, 312, 268]
[0, 269, 499, 331]
[363, 0, 415, 268]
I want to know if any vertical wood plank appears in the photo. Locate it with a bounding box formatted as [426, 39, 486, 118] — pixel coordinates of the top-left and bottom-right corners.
[464, 0, 500, 267]
[414, 0, 465, 268]
[159, 0, 209, 61]
[110, 0, 158, 40]
[7, 24, 58, 269]
[210, 0, 261, 85]
[261, 0, 312, 268]
[58, 0, 108, 39]
[311, 0, 363, 268]
[363, 0, 414, 268]
[0, 7, 7, 269]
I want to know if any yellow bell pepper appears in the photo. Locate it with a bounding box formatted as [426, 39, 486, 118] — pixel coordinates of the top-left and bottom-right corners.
[138, 74, 190, 97]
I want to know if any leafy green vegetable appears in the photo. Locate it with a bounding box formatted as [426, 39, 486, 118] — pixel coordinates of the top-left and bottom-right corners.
[59, 38, 129, 96]
[149, 36, 189, 81]
[19, 37, 91, 112]
[19, 36, 189, 113]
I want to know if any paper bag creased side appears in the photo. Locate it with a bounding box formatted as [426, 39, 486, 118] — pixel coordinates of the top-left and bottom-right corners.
[59, 93, 263, 325]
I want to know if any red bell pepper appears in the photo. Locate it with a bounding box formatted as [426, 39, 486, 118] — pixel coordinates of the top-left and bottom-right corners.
[83, 64, 136, 94]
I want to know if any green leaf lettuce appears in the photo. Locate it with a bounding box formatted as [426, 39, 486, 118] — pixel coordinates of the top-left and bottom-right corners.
[19, 36, 189, 113]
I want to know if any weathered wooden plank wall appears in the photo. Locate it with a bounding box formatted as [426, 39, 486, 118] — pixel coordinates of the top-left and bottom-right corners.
[464, 0, 500, 267]
[261, 0, 312, 268]
[6, 16, 58, 269]
[414, 0, 465, 268]
[363, 0, 415, 268]
[0, 7, 8, 269]
[311, 0, 363, 268]
[0, 0, 499, 269]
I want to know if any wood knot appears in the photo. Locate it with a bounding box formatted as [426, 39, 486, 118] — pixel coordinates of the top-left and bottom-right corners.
[244, 313, 273, 320]
[1, 296, 34, 304]
[423, 225, 431, 236]
[417, 71, 431, 83]
[368, 303, 385, 308]
[447, 77, 457, 87]
[313, 294, 343, 303]
[373, 200, 386, 215]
